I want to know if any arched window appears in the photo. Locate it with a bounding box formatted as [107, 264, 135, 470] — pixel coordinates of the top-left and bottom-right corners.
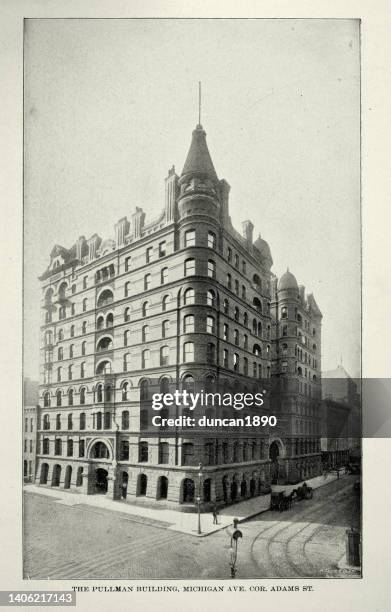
[43, 414, 50, 430]
[253, 297, 262, 313]
[81, 341, 86, 356]
[58, 347, 63, 361]
[253, 344, 262, 356]
[104, 384, 112, 402]
[125, 282, 130, 297]
[184, 314, 194, 333]
[96, 384, 103, 403]
[144, 274, 151, 291]
[281, 343, 288, 354]
[252, 318, 257, 335]
[223, 298, 229, 314]
[120, 441, 129, 460]
[142, 325, 149, 342]
[106, 312, 113, 328]
[80, 362, 85, 378]
[68, 389, 74, 406]
[207, 289, 215, 307]
[160, 346, 169, 366]
[140, 380, 149, 401]
[43, 392, 50, 407]
[207, 260, 216, 278]
[43, 438, 49, 454]
[57, 367, 62, 382]
[122, 383, 129, 401]
[184, 288, 195, 305]
[142, 349, 150, 369]
[160, 377, 170, 393]
[97, 316, 104, 330]
[56, 390, 62, 407]
[234, 329, 239, 345]
[162, 320, 169, 338]
[184, 258, 195, 276]
[139, 441, 148, 462]
[124, 307, 130, 322]
[243, 312, 248, 327]
[234, 306, 239, 322]
[142, 301, 149, 317]
[235, 279, 239, 295]
[162, 295, 169, 311]
[123, 353, 130, 372]
[244, 334, 248, 349]
[79, 441, 85, 458]
[183, 342, 194, 363]
[68, 365, 73, 380]
[80, 388, 86, 405]
[258, 321, 262, 337]
[122, 410, 129, 429]
[233, 353, 239, 372]
[96, 360, 111, 375]
[182, 374, 195, 394]
[282, 325, 288, 337]
[70, 325, 75, 338]
[82, 321, 87, 334]
[67, 439, 73, 457]
[125, 256, 131, 272]
[242, 285, 246, 300]
[227, 273, 232, 289]
[161, 268, 168, 285]
[122, 330, 129, 347]
[97, 289, 113, 308]
[79, 412, 86, 429]
[82, 298, 88, 312]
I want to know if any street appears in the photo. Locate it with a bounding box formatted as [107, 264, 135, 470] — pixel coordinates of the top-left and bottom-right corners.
[23, 475, 360, 580]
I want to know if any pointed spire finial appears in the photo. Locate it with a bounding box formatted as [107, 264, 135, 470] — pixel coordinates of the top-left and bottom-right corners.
[196, 82, 203, 129]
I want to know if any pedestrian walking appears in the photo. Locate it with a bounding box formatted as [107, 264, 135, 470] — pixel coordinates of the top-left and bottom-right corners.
[212, 504, 219, 525]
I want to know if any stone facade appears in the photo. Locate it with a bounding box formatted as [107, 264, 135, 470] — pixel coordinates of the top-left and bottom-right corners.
[35, 122, 323, 508]
[24, 405, 38, 482]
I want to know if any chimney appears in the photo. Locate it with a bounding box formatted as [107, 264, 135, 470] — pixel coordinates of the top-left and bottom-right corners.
[242, 220, 254, 247]
[87, 234, 101, 261]
[114, 217, 130, 247]
[131, 207, 145, 239]
[165, 166, 178, 223]
[219, 179, 230, 224]
[75, 236, 86, 261]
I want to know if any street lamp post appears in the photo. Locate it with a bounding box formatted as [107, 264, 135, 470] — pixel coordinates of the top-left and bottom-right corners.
[229, 518, 243, 578]
[197, 462, 203, 535]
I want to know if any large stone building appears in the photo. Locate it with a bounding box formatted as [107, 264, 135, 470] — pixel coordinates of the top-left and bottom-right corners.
[35, 121, 323, 507]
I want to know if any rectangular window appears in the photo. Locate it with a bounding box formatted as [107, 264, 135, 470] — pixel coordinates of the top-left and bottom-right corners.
[184, 259, 195, 276]
[206, 316, 215, 334]
[146, 246, 153, 263]
[207, 260, 216, 278]
[223, 349, 228, 367]
[185, 230, 196, 247]
[184, 315, 195, 333]
[235, 254, 239, 268]
[183, 342, 194, 362]
[223, 323, 229, 341]
[159, 241, 166, 257]
[208, 231, 216, 249]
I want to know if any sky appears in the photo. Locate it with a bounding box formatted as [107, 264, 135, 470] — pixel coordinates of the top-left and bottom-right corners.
[24, 18, 361, 381]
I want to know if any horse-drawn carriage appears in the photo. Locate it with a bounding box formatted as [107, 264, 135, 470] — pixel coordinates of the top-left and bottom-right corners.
[270, 483, 314, 512]
[270, 490, 295, 512]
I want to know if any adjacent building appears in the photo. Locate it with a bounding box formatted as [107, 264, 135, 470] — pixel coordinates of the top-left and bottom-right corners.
[35, 121, 323, 507]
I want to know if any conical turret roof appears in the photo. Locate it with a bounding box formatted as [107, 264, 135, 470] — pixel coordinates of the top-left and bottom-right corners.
[181, 124, 218, 182]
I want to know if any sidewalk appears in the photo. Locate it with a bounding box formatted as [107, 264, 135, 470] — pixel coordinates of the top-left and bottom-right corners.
[24, 484, 271, 537]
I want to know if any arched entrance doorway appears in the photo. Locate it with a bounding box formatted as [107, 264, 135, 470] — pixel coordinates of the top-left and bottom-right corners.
[230, 479, 238, 501]
[250, 477, 256, 497]
[269, 441, 280, 484]
[121, 472, 128, 499]
[40, 463, 49, 484]
[137, 473, 147, 496]
[157, 476, 168, 500]
[52, 465, 61, 487]
[95, 468, 108, 494]
[64, 466, 72, 489]
[182, 478, 195, 503]
[240, 479, 247, 497]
